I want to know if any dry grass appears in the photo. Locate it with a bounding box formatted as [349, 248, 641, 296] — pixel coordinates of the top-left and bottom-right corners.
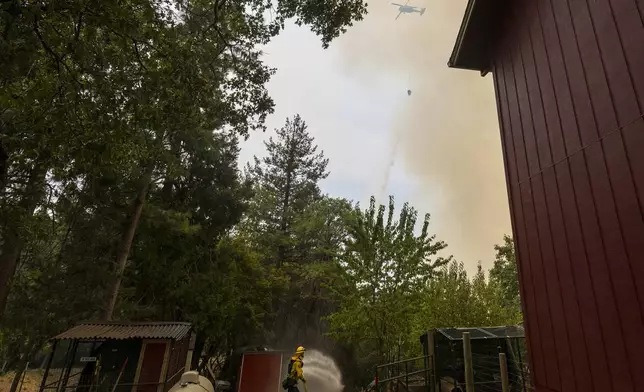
[0, 371, 43, 392]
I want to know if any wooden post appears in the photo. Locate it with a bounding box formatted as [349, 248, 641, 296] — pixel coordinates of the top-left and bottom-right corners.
[405, 360, 409, 391]
[375, 369, 379, 392]
[184, 332, 196, 371]
[462, 332, 475, 392]
[426, 330, 437, 392]
[499, 353, 509, 392]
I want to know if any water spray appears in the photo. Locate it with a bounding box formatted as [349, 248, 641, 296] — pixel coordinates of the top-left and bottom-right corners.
[302, 350, 344, 392]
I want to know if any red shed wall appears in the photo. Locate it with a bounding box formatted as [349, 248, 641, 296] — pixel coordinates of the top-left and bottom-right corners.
[237, 352, 285, 392]
[491, 1, 644, 392]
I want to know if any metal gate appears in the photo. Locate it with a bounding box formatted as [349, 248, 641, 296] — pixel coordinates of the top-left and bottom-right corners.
[375, 355, 435, 392]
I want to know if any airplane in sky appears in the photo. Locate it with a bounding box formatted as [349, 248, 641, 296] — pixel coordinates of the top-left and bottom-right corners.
[391, 1, 426, 20]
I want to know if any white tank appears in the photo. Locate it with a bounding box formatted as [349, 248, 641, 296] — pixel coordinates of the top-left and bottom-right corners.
[168, 371, 215, 392]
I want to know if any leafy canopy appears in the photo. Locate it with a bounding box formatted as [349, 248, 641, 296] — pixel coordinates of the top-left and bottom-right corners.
[327, 196, 450, 364]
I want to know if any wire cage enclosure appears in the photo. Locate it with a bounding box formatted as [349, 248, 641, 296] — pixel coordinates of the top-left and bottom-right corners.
[420, 325, 532, 392]
[38, 322, 193, 392]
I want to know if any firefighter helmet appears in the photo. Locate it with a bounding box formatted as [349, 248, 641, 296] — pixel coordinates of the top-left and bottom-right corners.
[295, 346, 306, 354]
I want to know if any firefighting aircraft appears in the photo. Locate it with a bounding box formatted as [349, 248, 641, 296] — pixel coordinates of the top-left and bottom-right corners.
[391, 0, 426, 20]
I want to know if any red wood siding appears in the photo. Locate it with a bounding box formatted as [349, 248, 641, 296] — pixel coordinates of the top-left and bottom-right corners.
[237, 352, 285, 392]
[491, 1, 644, 391]
[137, 342, 167, 392]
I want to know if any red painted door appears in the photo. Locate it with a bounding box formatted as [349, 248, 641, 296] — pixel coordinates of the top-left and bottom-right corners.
[136, 342, 167, 392]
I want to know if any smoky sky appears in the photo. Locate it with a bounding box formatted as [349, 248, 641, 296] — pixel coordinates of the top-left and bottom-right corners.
[333, 0, 512, 270]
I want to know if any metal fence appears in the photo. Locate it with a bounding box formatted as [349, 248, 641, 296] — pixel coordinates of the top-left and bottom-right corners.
[39, 367, 176, 392]
[454, 332, 534, 392]
[39, 351, 173, 392]
[375, 355, 434, 392]
[464, 352, 533, 392]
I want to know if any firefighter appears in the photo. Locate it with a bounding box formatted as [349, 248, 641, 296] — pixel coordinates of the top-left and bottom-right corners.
[283, 346, 307, 392]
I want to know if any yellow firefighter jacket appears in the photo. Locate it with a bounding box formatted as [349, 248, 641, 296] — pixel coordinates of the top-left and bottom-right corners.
[288, 355, 305, 383]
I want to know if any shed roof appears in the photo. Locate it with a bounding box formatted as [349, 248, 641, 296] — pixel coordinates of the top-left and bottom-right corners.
[52, 321, 192, 341]
[436, 325, 525, 341]
[448, 0, 505, 73]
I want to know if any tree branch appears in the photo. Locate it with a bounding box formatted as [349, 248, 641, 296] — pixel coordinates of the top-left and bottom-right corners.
[74, 11, 83, 41]
[133, 40, 149, 72]
[33, 17, 82, 87]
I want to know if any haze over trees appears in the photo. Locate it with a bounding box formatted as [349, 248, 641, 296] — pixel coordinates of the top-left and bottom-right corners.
[0, 0, 521, 390]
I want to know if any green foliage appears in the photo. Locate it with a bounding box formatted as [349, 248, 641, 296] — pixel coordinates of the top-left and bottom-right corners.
[169, 237, 288, 351]
[239, 114, 346, 348]
[0, 0, 368, 374]
[0, 0, 528, 388]
[326, 196, 450, 371]
[290, 197, 353, 264]
[0, 0, 369, 316]
[0, 208, 106, 370]
[411, 260, 521, 335]
[489, 235, 521, 312]
[285, 197, 354, 338]
[243, 114, 329, 265]
[326, 229, 523, 388]
[407, 237, 522, 360]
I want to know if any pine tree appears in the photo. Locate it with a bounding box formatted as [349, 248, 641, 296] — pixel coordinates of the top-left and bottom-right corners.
[245, 114, 329, 266]
[240, 114, 334, 346]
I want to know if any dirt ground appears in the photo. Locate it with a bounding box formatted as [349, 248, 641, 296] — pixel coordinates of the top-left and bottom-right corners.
[0, 371, 43, 392]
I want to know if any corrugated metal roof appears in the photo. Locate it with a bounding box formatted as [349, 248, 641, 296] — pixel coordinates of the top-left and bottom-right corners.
[52, 322, 192, 341]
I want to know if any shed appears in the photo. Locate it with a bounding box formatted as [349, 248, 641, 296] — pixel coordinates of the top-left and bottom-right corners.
[39, 321, 194, 392]
[420, 326, 528, 392]
[449, 1, 644, 392]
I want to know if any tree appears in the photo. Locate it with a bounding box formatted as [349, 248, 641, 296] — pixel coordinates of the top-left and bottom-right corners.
[244, 114, 329, 266]
[412, 261, 474, 330]
[0, 0, 369, 319]
[326, 196, 450, 374]
[0, 203, 109, 391]
[240, 114, 337, 347]
[115, 131, 290, 368]
[489, 235, 521, 311]
[410, 259, 522, 353]
[284, 197, 354, 344]
[471, 263, 521, 325]
[0, 0, 369, 381]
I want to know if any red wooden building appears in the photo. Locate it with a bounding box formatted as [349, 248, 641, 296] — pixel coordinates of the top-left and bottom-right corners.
[449, 1, 644, 392]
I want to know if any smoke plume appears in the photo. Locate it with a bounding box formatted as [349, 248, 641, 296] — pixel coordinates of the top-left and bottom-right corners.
[334, 0, 511, 270]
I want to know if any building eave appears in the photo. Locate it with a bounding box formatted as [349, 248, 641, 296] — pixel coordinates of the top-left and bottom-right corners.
[448, 0, 503, 74]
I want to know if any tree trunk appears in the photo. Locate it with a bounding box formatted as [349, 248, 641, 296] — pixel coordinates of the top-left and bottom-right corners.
[103, 164, 154, 321]
[9, 366, 23, 392]
[9, 343, 39, 392]
[0, 234, 22, 323]
[277, 136, 297, 267]
[0, 164, 47, 321]
[277, 170, 292, 268]
[0, 142, 8, 192]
